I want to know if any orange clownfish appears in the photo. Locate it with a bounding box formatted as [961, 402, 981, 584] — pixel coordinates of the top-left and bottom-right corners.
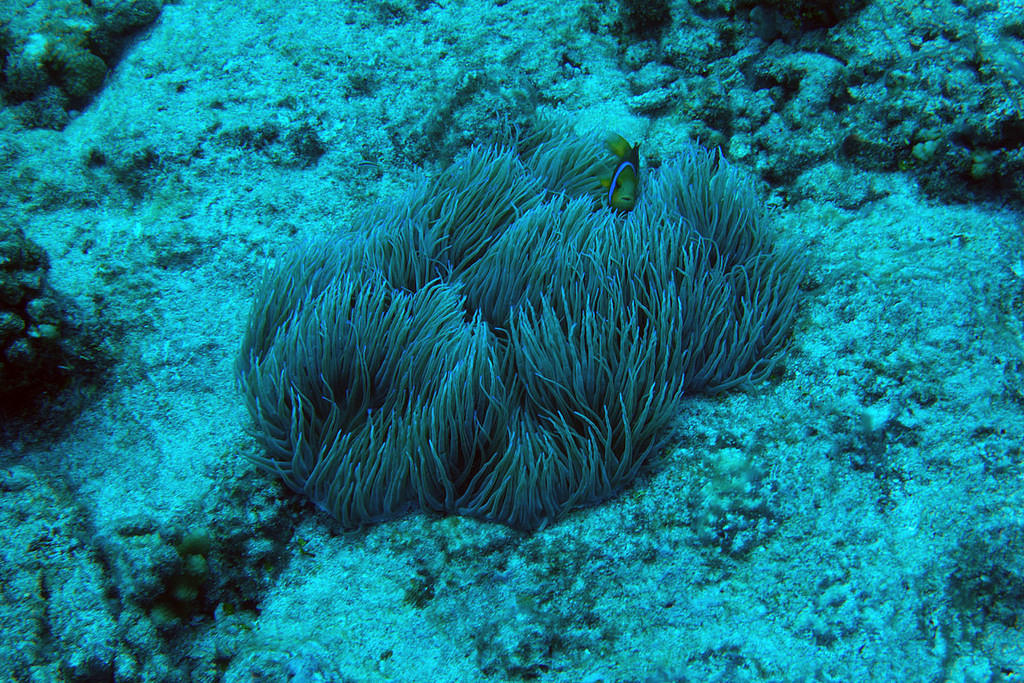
[600, 133, 640, 212]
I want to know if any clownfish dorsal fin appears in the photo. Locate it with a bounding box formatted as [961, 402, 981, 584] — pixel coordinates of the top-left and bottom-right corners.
[606, 133, 633, 159]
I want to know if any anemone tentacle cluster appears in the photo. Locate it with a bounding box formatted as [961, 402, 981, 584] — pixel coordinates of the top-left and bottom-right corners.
[237, 124, 803, 530]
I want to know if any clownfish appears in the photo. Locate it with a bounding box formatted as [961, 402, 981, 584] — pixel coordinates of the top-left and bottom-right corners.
[600, 133, 640, 212]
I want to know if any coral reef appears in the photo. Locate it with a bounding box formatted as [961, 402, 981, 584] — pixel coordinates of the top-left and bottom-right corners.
[0, 223, 109, 420]
[0, 225, 67, 410]
[0, 0, 161, 128]
[617, 1, 1024, 203]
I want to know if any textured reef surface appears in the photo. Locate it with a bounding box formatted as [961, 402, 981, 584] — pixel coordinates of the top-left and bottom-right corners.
[1, 0, 1023, 680]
